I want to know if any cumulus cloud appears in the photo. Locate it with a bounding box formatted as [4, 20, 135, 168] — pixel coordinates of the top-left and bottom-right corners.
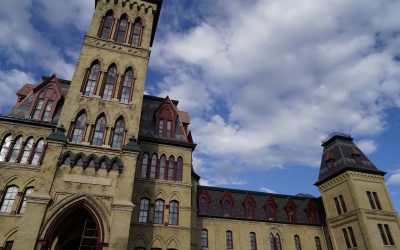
[260, 187, 276, 193]
[151, 0, 400, 182]
[388, 170, 400, 186]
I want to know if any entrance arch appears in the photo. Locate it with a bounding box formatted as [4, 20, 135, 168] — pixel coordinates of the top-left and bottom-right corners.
[43, 201, 105, 250]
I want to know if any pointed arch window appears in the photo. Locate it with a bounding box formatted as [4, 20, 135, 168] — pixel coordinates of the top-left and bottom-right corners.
[150, 154, 157, 178]
[285, 199, 297, 223]
[102, 65, 117, 101]
[159, 154, 167, 180]
[141, 153, 148, 178]
[243, 193, 256, 219]
[264, 196, 278, 221]
[111, 118, 125, 149]
[82, 62, 100, 97]
[31, 87, 58, 122]
[8, 136, 23, 163]
[315, 236, 322, 250]
[31, 139, 45, 166]
[198, 190, 210, 216]
[221, 193, 233, 217]
[176, 157, 183, 181]
[0, 134, 13, 162]
[18, 187, 34, 214]
[0, 186, 19, 213]
[269, 233, 282, 250]
[226, 231, 233, 249]
[20, 137, 34, 164]
[305, 200, 317, 224]
[201, 229, 208, 248]
[294, 235, 301, 250]
[99, 10, 114, 39]
[115, 14, 128, 43]
[138, 198, 149, 223]
[153, 199, 164, 224]
[167, 156, 175, 181]
[119, 68, 134, 103]
[131, 18, 142, 47]
[71, 112, 87, 143]
[91, 115, 106, 146]
[249, 232, 257, 250]
[168, 200, 179, 225]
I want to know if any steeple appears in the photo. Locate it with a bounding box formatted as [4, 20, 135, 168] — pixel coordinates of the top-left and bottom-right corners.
[315, 133, 385, 186]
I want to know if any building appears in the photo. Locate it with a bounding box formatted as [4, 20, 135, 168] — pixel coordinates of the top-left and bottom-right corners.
[0, 0, 399, 249]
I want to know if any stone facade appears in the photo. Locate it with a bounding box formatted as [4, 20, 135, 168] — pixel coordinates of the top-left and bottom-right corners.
[0, 1, 400, 250]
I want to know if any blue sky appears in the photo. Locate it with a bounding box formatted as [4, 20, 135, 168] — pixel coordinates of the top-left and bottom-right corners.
[1, 0, 400, 210]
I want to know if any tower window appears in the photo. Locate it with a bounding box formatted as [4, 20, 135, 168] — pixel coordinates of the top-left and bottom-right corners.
[159, 154, 166, 179]
[150, 154, 157, 178]
[249, 232, 257, 250]
[167, 156, 175, 180]
[176, 157, 183, 181]
[99, 11, 114, 39]
[226, 231, 233, 249]
[115, 15, 128, 43]
[294, 235, 301, 250]
[378, 224, 395, 245]
[111, 118, 125, 149]
[18, 187, 34, 214]
[102, 65, 117, 101]
[138, 198, 149, 223]
[131, 18, 142, 47]
[91, 115, 106, 146]
[334, 195, 347, 215]
[0, 134, 13, 162]
[201, 229, 208, 248]
[373, 192, 382, 210]
[83, 62, 100, 97]
[140, 153, 148, 178]
[199, 197, 208, 215]
[315, 236, 322, 250]
[119, 68, 134, 103]
[168, 201, 179, 225]
[342, 227, 357, 248]
[71, 112, 87, 143]
[222, 199, 232, 217]
[0, 186, 19, 213]
[153, 199, 164, 224]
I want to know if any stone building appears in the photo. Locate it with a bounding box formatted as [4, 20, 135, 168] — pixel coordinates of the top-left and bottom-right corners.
[0, 0, 399, 249]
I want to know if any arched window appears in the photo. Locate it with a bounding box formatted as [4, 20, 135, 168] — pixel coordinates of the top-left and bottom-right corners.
[226, 231, 233, 249]
[159, 155, 166, 180]
[9, 136, 23, 163]
[91, 115, 106, 146]
[176, 157, 183, 181]
[111, 118, 125, 149]
[0, 134, 13, 162]
[31, 87, 58, 121]
[71, 112, 87, 143]
[168, 201, 179, 225]
[119, 68, 134, 103]
[264, 196, 278, 221]
[83, 62, 100, 97]
[245, 202, 254, 219]
[249, 232, 257, 250]
[153, 199, 164, 224]
[102, 65, 117, 101]
[275, 234, 281, 250]
[199, 197, 208, 215]
[0, 186, 19, 213]
[115, 14, 128, 43]
[150, 154, 157, 178]
[201, 229, 208, 248]
[223, 199, 231, 217]
[141, 153, 148, 178]
[285, 199, 297, 223]
[31, 139, 45, 166]
[315, 236, 322, 250]
[20, 137, 34, 164]
[167, 156, 175, 181]
[270, 233, 281, 250]
[18, 187, 34, 214]
[294, 235, 301, 250]
[138, 198, 149, 223]
[99, 10, 114, 39]
[131, 18, 142, 47]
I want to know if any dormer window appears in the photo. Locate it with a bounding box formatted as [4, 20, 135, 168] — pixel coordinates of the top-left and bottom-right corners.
[131, 18, 142, 47]
[220, 192, 234, 217]
[31, 87, 58, 122]
[325, 151, 335, 169]
[263, 196, 278, 221]
[285, 198, 297, 223]
[243, 193, 256, 219]
[115, 14, 128, 43]
[99, 10, 114, 39]
[305, 200, 317, 224]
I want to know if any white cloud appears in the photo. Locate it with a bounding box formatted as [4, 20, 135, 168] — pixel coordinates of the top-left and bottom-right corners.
[388, 170, 400, 186]
[151, 0, 400, 182]
[0, 69, 35, 111]
[260, 187, 276, 193]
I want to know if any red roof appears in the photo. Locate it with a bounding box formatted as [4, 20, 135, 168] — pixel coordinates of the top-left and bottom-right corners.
[16, 84, 35, 97]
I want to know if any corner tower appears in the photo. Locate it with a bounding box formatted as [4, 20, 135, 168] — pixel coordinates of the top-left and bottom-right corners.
[315, 133, 400, 249]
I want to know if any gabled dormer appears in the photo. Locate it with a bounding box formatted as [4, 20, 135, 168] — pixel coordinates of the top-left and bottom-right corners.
[154, 96, 179, 139]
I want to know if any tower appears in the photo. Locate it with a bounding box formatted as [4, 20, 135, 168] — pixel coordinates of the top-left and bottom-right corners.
[315, 133, 400, 249]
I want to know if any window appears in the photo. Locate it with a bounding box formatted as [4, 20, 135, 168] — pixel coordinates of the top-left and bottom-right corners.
[269, 233, 281, 250]
[244, 199, 255, 219]
[294, 235, 301, 250]
[141, 153, 148, 178]
[31, 87, 58, 121]
[201, 229, 208, 248]
[315, 236, 322, 250]
[305, 200, 317, 224]
[378, 224, 395, 245]
[0, 134, 13, 162]
[176, 157, 183, 181]
[42, 100, 54, 121]
[138, 198, 149, 223]
[167, 156, 175, 180]
[18, 187, 34, 214]
[131, 18, 142, 47]
[111, 118, 125, 148]
[199, 197, 207, 215]
[32, 99, 44, 119]
[4, 241, 13, 250]
[168, 201, 179, 225]
[83, 62, 100, 97]
[225, 230, 233, 249]
[166, 121, 172, 139]
[223, 199, 232, 217]
[99, 11, 114, 39]
[158, 120, 164, 138]
[339, 195, 347, 212]
[153, 199, 164, 224]
[264, 200, 277, 221]
[150, 154, 157, 178]
[20, 137, 34, 164]
[119, 68, 134, 103]
[31, 139, 45, 166]
[0, 186, 18, 213]
[334, 197, 342, 215]
[285, 199, 297, 222]
[367, 191, 375, 209]
[102, 65, 117, 101]
[71, 112, 87, 143]
[342, 227, 357, 248]
[159, 155, 166, 180]
[367, 191, 382, 210]
[115, 15, 128, 43]
[334, 195, 347, 215]
[8, 136, 23, 163]
[249, 232, 257, 250]
[91, 115, 106, 146]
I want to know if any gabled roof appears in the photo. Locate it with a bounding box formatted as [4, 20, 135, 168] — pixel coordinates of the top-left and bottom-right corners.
[315, 133, 385, 186]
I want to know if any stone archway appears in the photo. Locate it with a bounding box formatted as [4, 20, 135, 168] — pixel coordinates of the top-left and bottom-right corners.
[43, 201, 105, 250]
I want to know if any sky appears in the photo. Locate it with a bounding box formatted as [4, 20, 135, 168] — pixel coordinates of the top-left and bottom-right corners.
[0, 0, 400, 210]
